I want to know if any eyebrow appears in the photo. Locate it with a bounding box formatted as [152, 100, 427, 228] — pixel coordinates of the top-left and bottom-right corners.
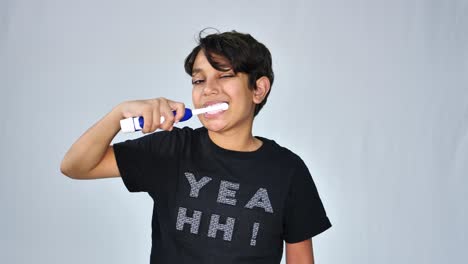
[191, 66, 234, 76]
[191, 68, 203, 76]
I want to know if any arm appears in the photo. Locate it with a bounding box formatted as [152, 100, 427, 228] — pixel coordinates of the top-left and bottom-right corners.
[60, 98, 185, 179]
[286, 239, 314, 264]
[60, 107, 122, 179]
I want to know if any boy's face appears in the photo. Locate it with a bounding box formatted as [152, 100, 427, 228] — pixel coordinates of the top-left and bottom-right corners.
[191, 51, 256, 133]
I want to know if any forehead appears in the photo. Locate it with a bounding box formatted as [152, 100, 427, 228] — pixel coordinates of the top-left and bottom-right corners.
[192, 50, 231, 75]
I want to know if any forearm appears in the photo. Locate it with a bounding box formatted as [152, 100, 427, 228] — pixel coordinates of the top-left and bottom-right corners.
[61, 105, 123, 178]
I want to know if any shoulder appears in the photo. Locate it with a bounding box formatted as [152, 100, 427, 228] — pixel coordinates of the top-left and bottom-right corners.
[156, 126, 196, 138]
[114, 126, 198, 155]
[147, 126, 198, 143]
[259, 136, 305, 167]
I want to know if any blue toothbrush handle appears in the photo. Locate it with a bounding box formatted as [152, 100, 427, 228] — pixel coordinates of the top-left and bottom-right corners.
[120, 108, 193, 132]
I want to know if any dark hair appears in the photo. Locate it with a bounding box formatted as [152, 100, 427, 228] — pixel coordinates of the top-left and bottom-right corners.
[184, 30, 274, 117]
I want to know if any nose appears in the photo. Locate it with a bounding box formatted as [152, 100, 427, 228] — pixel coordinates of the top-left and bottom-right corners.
[203, 78, 220, 95]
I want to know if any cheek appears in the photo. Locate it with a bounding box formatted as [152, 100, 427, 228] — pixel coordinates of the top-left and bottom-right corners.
[192, 88, 200, 103]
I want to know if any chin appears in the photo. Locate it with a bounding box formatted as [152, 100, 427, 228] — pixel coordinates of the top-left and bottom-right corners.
[201, 120, 228, 132]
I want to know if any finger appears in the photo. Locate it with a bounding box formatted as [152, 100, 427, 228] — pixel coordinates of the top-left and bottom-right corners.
[160, 99, 177, 130]
[149, 103, 161, 132]
[142, 110, 153, 134]
[160, 106, 175, 131]
[168, 101, 186, 123]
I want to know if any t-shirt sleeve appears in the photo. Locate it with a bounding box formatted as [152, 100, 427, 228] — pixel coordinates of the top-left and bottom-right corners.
[113, 129, 183, 193]
[283, 158, 332, 243]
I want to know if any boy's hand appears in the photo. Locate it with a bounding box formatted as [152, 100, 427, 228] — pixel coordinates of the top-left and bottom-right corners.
[118, 98, 185, 133]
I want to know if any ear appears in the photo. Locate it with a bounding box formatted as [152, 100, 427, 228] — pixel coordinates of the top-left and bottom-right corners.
[252, 76, 271, 104]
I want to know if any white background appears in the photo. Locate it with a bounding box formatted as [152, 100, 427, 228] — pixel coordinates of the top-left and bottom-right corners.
[1, 0, 467, 263]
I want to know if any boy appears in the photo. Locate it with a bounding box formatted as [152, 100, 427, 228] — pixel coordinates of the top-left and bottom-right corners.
[61, 30, 331, 264]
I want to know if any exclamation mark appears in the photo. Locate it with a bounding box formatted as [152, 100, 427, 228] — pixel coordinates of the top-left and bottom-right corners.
[250, 222, 260, 246]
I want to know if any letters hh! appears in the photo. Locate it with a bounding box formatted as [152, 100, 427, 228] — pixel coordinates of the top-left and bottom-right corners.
[176, 173, 275, 243]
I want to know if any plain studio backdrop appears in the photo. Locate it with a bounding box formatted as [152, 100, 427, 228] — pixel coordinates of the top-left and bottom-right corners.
[1, 0, 467, 263]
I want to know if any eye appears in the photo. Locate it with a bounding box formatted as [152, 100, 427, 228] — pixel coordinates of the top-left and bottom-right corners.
[220, 72, 235, 78]
[192, 79, 204, 85]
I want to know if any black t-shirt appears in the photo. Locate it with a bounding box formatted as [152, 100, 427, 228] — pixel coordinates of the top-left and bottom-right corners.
[113, 127, 331, 264]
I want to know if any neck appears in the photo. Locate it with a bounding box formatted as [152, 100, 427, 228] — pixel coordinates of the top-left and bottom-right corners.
[207, 124, 262, 152]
